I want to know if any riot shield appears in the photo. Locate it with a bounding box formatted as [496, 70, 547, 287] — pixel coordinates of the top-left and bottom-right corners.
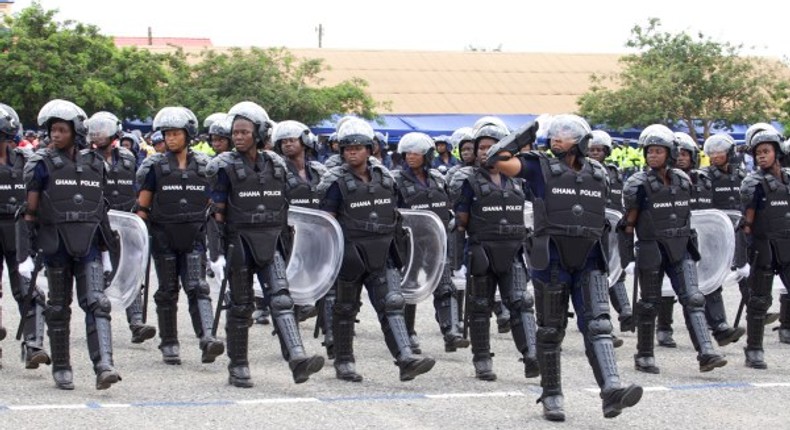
[104, 210, 149, 308]
[722, 210, 745, 287]
[286, 206, 344, 306]
[400, 209, 447, 305]
[523, 202, 622, 285]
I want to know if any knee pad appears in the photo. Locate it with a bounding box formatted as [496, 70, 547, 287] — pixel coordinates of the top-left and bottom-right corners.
[537, 326, 565, 344]
[384, 291, 405, 313]
[270, 293, 294, 312]
[89, 293, 112, 319]
[229, 303, 254, 319]
[154, 288, 178, 305]
[687, 291, 705, 308]
[334, 302, 359, 318]
[154, 255, 179, 289]
[748, 295, 773, 313]
[635, 300, 657, 318]
[587, 317, 613, 337]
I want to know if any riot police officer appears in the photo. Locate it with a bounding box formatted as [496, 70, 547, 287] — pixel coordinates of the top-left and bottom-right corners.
[87, 112, 158, 345]
[207, 114, 232, 156]
[432, 134, 459, 173]
[393, 132, 470, 353]
[1, 103, 51, 369]
[135, 106, 225, 366]
[587, 130, 633, 343]
[488, 115, 642, 421]
[21, 99, 121, 390]
[620, 124, 727, 375]
[206, 102, 324, 387]
[451, 121, 539, 382]
[317, 118, 435, 382]
[740, 128, 790, 369]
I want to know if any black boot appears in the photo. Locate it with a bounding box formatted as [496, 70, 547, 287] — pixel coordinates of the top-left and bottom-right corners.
[196, 298, 224, 363]
[226, 319, 253, 387]
[88, 318, 121, 390]
[320, 295, 335, 359]
[685, 308, 727, 372]
[333, 317, 362, 382]
[634, 301, 660, 374]
[157, 305, 181, 365]
[511, 310, 539, 378]
[252, 296, 270, 325]
[493, 301, 511, 333]
[585, 336, 643, 418]
[656, 296, 676, 348]
[49, 325, 74, 390]
[705, 288, 744, 347]
[22, 301, 51, 369]
[126, 293, 156, 344]
[436, 291, 469, 352]
[382, 312, 434, 382]
[778, 294, 790, 344]
[468, 314, 496, 381]
[537, 341, 564, 422]
[744, 310, 768, 369]
[272, 298, 324, 384]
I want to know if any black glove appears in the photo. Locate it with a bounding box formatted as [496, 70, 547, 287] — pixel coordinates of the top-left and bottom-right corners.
[616, 218, 634, 268]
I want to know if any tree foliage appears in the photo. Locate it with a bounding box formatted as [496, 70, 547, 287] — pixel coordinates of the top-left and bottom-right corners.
[162, 47, 380, 127]
[1, 3, 381, 130]
[578, 18, 787, 141]
[0, 3, 170, 126]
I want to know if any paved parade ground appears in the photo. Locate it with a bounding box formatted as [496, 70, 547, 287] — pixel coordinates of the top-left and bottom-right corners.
[1, 273, 788, 429]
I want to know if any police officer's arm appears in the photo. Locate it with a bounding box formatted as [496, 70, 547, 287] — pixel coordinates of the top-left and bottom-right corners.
[134, 157, 158, 221]
[740, 174, 763, 236]
[491, 156, 523, 177]
[136, 190, 153, 220]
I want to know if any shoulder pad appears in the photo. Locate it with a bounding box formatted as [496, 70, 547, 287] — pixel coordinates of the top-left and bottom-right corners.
[740, 173, 762, 205]
[428, 169, 447, 187]
[80, 148, 102, 162]
[317, 166, 345, 194]
[324, 154, 342, 169]
[623, 171, 648, 199]
[308, 160, 327, 178]
[14, 146, 33, 159]
[671, 168, 692, 187]
[191, 150, 211, 167]
[390, 168, 404, 183]
[116, 146, 136, 159]
[586, 159, 607, 181]
[206, 151, 235, 179]
[136, 153, 164, 188]
[263, 149, 288, 171]
[448, 166, 475, 195]
[371, 163, 395, 184]
[368, 156, 382, 166]
[23, 150, 45, 186]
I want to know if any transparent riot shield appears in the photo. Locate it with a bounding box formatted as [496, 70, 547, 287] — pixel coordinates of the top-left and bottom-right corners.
[104, 210, 149, 309]
[286, 206, 344, 306]
[400, 209, 447, 305]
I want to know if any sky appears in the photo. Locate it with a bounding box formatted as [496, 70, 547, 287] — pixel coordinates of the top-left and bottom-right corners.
[7, 0, 788, 58]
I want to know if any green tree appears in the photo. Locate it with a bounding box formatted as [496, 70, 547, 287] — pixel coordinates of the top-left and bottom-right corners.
[162, 47, 381, 127]
[578, 18, 785, 142]
[0, 3, 171, 127]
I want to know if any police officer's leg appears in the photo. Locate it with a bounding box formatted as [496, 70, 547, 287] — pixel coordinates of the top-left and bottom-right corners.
[493, 298, 511, 334]
[153, 253, 181, 364]
[265, 250, 324, 384]
[744, 256, 775, 369]
[367, 260, 435, 381]
[252, 278, 270, 325]
[705, 287, 744, 346]
[76, 258, 121, 390]
[532, 263, 570, 422]
[670, 256, 727, 372]
[14, 254, 50, 369]
[656, 295, 677, 348]
[433, 262, 469, 352]
[777, 292, 790, 344]
[45, 261, 74, 389]
[466, 245, 497, 381]
[579, 268, 642, 418]
[125, 291, 156, 344]
[333, 276, 363, 382]
[181, 249, 224, 363]
[634, 242, 662, 374]
[609, 271, 634, 332]
[403, 303, 421, 354]
[226, 245, 254, 387]
[499, 257, 539, 379]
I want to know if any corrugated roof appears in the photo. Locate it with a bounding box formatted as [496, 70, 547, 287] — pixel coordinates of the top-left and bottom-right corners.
[129, 44, 624, 114]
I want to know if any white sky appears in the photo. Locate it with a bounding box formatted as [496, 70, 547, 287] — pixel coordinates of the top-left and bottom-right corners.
[9, 0, 788, 58]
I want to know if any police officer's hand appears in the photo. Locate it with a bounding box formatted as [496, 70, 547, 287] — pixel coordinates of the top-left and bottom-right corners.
[101, 251, 113, 276]
[735, 263, 750, 280]
[19, 256, 35, 279]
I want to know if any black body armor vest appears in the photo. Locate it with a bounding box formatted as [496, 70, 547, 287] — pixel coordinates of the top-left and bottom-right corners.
[104, 148, 137, 212]
[635, 169, 693, 263]
[705, 165, 745, 210]
[394, 169, 451, 226]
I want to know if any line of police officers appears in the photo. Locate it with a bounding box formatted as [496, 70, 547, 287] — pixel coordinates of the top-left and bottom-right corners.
[2, 99, 789, 423]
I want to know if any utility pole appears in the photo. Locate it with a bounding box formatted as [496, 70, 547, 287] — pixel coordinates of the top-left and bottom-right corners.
[316, 24, 324, 48]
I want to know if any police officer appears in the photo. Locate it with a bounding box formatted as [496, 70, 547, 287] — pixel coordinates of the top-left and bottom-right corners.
[86, 112, 157, 345]
[21, 99, 121, 390]
[135, 106, 225, 366]
[432, 134, 460, 173]
[207, 114, 232, 156]
[150, 131, 166, 154]
[206, 102, 324, 388]
[393, 132, 470, 354]
[450, 121, 539, 383]
[272, 120, 325, 323]
[587, 130, 634, 343]
[672, 133, 745, 347]
[740, 128, 790, 369]
[1, 103, 51, 369]
[317, 118, 435, 382]
[619, 124, 727, 375]
[488, 115, 642, 421]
